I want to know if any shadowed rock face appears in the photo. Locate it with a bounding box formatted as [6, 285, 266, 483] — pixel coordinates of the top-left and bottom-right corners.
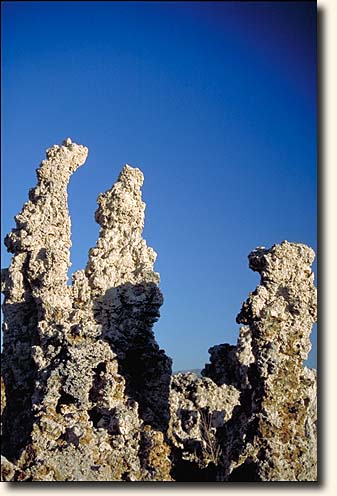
[1, 139, 172, 481]
[1, 140, 317, 482]
[168, 371, 240, 480]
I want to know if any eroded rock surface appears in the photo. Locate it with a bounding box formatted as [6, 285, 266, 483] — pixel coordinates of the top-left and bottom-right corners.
[84, 165, 172, 432]
[202, 241, 317, 481]
[168, 372, 240, 479]
[1, 138, 89, 465]
[1, 139, 317, 482]
[1, 139, 172, 481]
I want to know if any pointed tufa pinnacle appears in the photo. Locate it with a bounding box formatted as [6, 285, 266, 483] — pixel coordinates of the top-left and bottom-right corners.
[1, 141, 172, 481]
[200, 240, 317, 481]
[85, 162, 172, 431]
[1, 139, 89, 472]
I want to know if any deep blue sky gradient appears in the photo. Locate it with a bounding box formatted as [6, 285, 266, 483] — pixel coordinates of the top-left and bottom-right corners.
[1, 1, 317, 370]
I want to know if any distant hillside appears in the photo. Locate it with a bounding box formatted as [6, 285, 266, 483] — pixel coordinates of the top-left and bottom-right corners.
[173, 368, 202, 377]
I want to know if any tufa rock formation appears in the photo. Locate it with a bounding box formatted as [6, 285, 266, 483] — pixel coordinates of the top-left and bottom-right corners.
[201, 242, 317, 481]
[168, 372, 240, 481]
[1, 139, 172, 481]
[1, 139, 317, 481]
[84, 164, 172, 432]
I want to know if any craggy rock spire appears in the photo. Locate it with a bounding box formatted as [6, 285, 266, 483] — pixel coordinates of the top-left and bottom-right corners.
[234, 242, 317, 481]
[1, 138, 88, 462]
[202, 241, 317, 481]
[86, 164, 160, 292]
[1, 140, 172, 481]
[84, 165, 172, 431]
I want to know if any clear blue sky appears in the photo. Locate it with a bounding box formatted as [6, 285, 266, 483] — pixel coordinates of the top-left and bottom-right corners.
[1, 1, 317, 371]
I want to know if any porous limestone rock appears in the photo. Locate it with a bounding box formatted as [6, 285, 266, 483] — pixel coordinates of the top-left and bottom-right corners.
[1, 138, 317, 482]
[202, 241, 317, 481]
[0, 375, 5, 421]
[1, 139, 172, 481]
[1, 138, 88, 465]
[84, 164, 172, 432]
[168, 372, 240, 471]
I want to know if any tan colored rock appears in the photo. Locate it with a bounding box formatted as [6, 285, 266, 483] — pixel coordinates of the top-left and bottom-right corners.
[1, 138, 317, 482]
[1, 455, 28, 481]
[234, 242, 317, 481]
[85, 164, 172, 432]
[1, 138, 88, 463]
[168, 372, 240, 470]
[202, 241, 317, 481]
[1, 139, 171, 481]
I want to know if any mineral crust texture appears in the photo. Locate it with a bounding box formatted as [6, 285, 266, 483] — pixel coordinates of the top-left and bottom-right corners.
[1, 139, 172, 481]
[1, 139, 317, 482]
[202, 241, 317, 481]
[84, 164, 172, 432]
[168, 372, 240, 481]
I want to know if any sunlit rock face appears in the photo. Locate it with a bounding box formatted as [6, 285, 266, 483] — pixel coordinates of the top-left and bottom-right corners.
[1, 139, 89, 469]
[1, 139, 316, 482]
[202, 241, 317, 481]
[1, 139, 172, 481]
[84, 164, 172, 433]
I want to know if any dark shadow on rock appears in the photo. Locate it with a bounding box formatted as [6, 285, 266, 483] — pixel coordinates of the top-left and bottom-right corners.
[170, 458, 217, 482]
[1, 296, 81, 463]
[201, 337, 263, 481]
[228, 458, 261, 482]
[92, 282, 172, 434]
[201, 343, 241, 388]
[1, 298, 40, 462]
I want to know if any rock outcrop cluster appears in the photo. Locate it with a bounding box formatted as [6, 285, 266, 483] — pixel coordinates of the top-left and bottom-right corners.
[1, 139, 317, 482]
[1, 139, 172, 481]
